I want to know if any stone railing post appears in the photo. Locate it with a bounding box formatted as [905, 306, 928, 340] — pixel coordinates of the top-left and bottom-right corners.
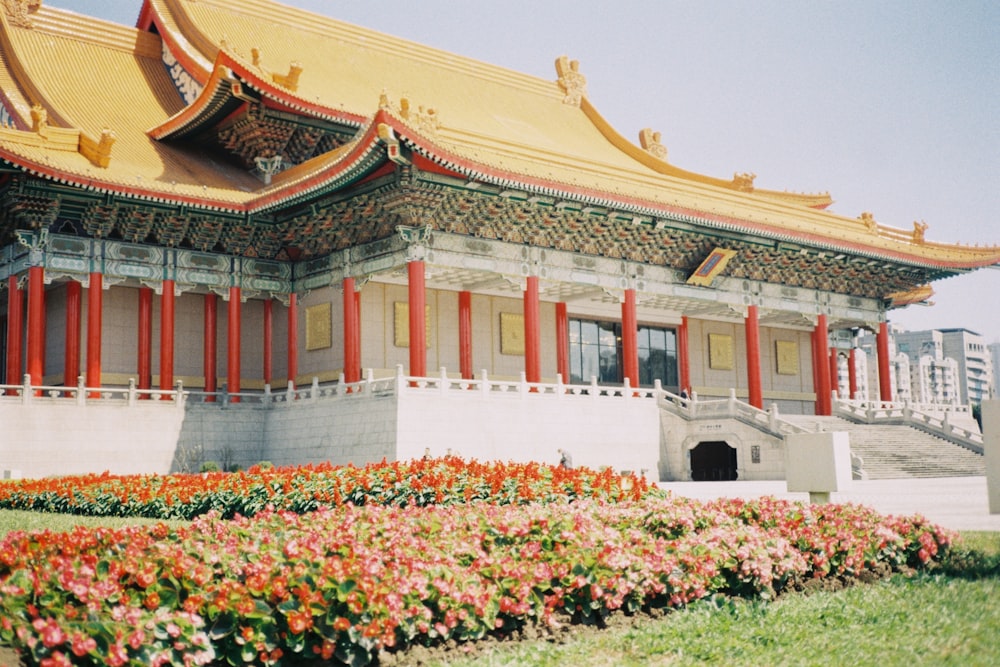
[519, 371, 528, 398]
[310, 377, 319, 402]
[76, 375, 86, 406]
[728, 388, 737, 415]
[480, 370, 489, 398]
[440, 367, 449, 395]
[395, 364, 406, 394]
[286, 380, 295, 402]
[128, 378, 137, 407]
[174, 380, 185, 408]
[21, 374, 32, 406]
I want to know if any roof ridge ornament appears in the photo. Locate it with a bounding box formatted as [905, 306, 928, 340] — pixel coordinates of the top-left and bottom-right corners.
[912, 220, 928, 244]
[639, 128, 668, 160]
[555, 56, 587, 106]
[380, 92, 440, 137]
[732, 172, 756, 192]
[859, 211, 878, 233]
[272, 61, 302, 92]
[3, 0, 40, 29]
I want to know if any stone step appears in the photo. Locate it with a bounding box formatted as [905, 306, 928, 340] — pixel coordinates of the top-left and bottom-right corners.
[782, 415, 984, 480]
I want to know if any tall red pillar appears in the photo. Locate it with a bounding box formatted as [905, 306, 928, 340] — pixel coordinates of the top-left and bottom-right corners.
[228, 286, 241, 400]
[621, 288, 639, 388]
[459, 290, 473, 380]
[203, 292, 217, 401]
[745, 305, 763, 409]
[343, 277, 360, 383]
[138, 287, 153, 392]
[678, 315, 690, 393]
[5, 275, 22, 389]
[848, 347, 858, 399]
[263, 298, 273, 387]
[523, 275, 540, 383]
[287, 293, 298, 388]
[85, 272, 102, 390]
[25, 266, 44, 387]
[159, 280, 175, 395]
[814, 314, 832, 416]
[408, 260, 427, 377]
[876, 321, 892, 403]
[63, 281, 81, 387]
[555, 301, 569, 382]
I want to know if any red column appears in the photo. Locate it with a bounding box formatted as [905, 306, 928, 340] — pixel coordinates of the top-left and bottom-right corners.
[25, 266, 44, 387]
[263, 298, 273, 386]
[621, 288, 639, 388]
[159, 279, 175, 395]
[138, 287, 153, 392]
[228, 286, 241, 400]
[848, 347, 858, 399]
[287, 293, 298, 388]
[85, 272, 102, 390]
[523, 275, 540, 383]
[814, 314, 831, 416]
[63, 281, 81, 386]
[876, 321, 892, 403]
[555, 301, 569, 382]
[408, 260, 426, 377]
[5, 275, 22, 388]
[203, 292, 217, 401]
[459, 290, 473, 380]
[745, 305, 763, 409]
[343, 277, 360, 383]
[678, 315, 690, 393]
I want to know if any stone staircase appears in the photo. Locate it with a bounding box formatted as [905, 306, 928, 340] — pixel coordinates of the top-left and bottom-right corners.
[783, 415, 985, 480]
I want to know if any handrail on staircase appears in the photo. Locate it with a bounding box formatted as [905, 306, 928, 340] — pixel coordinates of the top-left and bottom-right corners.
[658, 388, 811, 438]
[832, 398, 983, 455]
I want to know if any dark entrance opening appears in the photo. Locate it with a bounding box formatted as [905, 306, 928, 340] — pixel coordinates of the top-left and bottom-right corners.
[689, 441, 738, 481]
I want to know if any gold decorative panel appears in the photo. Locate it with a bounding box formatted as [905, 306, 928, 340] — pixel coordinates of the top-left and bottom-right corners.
[708, 333, 734, 370]
[500, 312, 525, 355]
[305, 302, 332, 351]
[776, 340, 800, 375]
[393, 302, 431, 348]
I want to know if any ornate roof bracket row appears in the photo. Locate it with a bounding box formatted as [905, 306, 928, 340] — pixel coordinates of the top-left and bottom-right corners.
[0, 226, 887, 331]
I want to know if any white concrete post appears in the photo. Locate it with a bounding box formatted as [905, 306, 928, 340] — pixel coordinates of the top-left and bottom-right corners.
[76, 375, 86, 406]
[983, 400, 999, 514]
[21, 374, 31, 405]
[286, 380, 295, 402]
[439, 367, 449, 395]
[555, 373, 564, 400]
[480, 370, 489, 398]
[785, 431, 852, 504]
[590, 376, 599, 399]
[336, 373, 346, 396]
[519, 371, 528, 398]
[127, 378, 137, 407]
[395, 364, 406, 394]
[174, 380, 184, 408]
[310, 377, 319, 402]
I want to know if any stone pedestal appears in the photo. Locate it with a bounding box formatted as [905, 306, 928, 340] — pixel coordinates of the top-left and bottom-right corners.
[983, 401, 999, 514]
[785, 431, 852, 503]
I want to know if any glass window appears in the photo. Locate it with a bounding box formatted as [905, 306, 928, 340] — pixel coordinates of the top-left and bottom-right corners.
[568, 317, 678, 389]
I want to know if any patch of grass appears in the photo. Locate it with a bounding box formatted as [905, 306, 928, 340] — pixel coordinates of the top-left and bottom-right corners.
[0, 508, 186, 536]
[434, 532, 1000, 667]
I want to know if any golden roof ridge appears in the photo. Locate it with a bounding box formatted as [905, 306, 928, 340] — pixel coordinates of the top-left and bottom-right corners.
[28, 6, 156, 56]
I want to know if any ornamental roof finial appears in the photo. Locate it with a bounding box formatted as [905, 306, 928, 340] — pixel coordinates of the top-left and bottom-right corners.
[555, 56, 587, 106]
[639, 128, 668, 161]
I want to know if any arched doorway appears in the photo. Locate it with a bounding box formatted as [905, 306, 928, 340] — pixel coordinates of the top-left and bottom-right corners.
[689, 441, 738, 481]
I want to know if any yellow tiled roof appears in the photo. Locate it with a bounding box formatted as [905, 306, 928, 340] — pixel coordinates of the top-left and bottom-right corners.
[0, 0, 996, 270]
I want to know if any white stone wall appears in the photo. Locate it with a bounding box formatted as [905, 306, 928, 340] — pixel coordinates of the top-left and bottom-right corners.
[395, 389, 661, 476]
[0, 400, 186, 477]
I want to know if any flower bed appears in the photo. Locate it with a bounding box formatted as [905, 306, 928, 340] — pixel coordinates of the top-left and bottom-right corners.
[0, 458, 651, 520]
[0, 487, 952, 666]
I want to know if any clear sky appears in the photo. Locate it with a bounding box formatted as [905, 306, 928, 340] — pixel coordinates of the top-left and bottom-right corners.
[51, 1, 1000, 342]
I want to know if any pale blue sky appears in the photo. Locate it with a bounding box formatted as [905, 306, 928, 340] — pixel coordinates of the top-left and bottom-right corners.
[51, 1, 1000, 341]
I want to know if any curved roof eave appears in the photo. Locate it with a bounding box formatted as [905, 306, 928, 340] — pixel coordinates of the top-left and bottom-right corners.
[381, 116, 1000, 274]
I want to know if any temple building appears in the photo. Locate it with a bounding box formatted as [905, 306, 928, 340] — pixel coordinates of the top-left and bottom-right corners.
[1, 0, 997, 479]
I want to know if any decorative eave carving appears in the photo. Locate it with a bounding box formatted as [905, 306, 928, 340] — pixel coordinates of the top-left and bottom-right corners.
[638, 128, 668, 160]
[272, 62, 302, 92]
[555, 56, 587, 106]
[379, 92, 440, 137]
[731, 172, 756, 193]
[0, 104, 115, 168]
[3, 0, 41, 29]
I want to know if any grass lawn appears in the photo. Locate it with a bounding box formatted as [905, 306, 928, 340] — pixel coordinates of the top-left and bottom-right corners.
[431, 531, 1000, 667]
[1, 512, 997, 666]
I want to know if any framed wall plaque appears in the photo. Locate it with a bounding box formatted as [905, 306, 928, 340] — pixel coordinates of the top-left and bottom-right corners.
[305, 302, 332, 351]
[708, 333, 734, 370]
